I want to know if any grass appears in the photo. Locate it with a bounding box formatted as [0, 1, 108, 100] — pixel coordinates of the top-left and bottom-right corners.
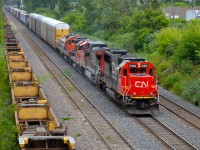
[0, 43, 18, 149]
[75, 133, 83, 137]
[37, 73, 53, 84]
[0, 8, 19, 148]
[61, 117, 74, 121]
[64, 69, 72, 78]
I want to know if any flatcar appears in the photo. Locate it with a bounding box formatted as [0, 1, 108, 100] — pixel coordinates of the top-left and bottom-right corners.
[6, 6, 159, 115]
[4, 16, 76, 150]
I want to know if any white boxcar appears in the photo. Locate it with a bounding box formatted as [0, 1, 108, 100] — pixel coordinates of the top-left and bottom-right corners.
[35, 15, 46, 37]
[11, 7, 14, 14]
[46, 19, 70, 48]
[17, 9, 21, 19]
[7, 6, 11, 12]
[20, 11, 29, 26]
[13, 8, 17, 17]
[41, 17, 55, 41]
[29, 13, 40, 33]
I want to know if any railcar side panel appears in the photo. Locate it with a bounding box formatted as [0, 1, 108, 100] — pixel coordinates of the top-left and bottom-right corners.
[41, 17, 53, 41]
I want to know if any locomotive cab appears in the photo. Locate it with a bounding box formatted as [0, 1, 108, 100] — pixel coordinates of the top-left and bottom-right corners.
[117, 59, 159, 114]
[64, 35, 81, 52]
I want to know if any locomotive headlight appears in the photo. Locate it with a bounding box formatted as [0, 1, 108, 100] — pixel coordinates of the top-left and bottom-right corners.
[142, 64, 148, 68]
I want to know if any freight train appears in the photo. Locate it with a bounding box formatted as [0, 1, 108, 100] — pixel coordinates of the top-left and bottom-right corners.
[6, 6, 159, 115]
[4, 16, 76, 150]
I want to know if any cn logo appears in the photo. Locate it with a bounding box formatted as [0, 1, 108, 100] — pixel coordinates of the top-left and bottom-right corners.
[135, 81, 148, 88]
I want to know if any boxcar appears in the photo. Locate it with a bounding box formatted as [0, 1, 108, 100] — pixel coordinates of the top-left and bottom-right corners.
[20, 11, 29, 25]
[29, 13, 41, 33]
[41, 17, 54, 41]
[35, 15, 46, 37]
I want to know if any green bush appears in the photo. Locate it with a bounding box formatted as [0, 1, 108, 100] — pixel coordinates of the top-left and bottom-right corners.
[93, 30, 111, 40]
[174, 2, 187, 6]
[35, 7, 57, 19]
[190, 65, 200, 78]
[143, 32, 158, 53]
[162, 71, 182, 90]
[171, 82, 182, 95]
[156, 27, 181, 57]
[134, 28, 152, 51]
[179, 60, 193, 74]
[176, 23, 200, 64]
[109, 32, 135, 50]
[182, 78, 200, 105]
[60, 12, 87, 32]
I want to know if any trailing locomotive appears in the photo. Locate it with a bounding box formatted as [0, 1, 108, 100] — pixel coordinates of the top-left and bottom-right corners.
[6, 6, 159, 114]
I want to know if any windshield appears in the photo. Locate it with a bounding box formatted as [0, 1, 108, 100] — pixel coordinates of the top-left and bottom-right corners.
[130, 68, 146, 74]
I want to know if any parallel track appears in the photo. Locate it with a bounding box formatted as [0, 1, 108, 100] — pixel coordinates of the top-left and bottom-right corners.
[160, 95, 200, 131]
[7, 11, 135, 150]
[134, 116, 198, 150]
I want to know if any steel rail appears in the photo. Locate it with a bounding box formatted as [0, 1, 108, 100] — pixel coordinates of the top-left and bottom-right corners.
[134, 116, 198, 150]
[160, 94, 200, 131]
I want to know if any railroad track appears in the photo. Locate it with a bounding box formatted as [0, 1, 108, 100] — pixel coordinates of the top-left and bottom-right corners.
[134, 116, 198, 150]
[160, 95, 200, 131]
[7, 11, 135, 150]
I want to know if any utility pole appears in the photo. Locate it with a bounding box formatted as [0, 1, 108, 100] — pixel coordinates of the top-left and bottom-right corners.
[163, 0, 166, 14]
[20, 0, 24, 9]
[193, 0, 196, 10]
[171, 0, 175, 25]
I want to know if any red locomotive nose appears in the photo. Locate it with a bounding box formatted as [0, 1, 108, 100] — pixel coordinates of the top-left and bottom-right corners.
[129, 76, 158, 98]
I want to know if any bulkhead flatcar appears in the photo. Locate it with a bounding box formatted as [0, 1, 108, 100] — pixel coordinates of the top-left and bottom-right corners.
[4, 14, 76, 150]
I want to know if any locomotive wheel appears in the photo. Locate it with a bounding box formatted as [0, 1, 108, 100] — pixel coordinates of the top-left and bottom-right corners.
[68, 59, 72, 65]
[102, 83, 107, 92]
[99, 82, 103, 90]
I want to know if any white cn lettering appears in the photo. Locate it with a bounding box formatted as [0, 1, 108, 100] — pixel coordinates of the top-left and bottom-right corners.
[135, 81, 148, 88]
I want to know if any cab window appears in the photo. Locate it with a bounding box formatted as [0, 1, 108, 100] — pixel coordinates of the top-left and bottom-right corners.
[130, 68, 137, 73]
[150, 68, 154, 76]
[139, 68, 146, 73]
[123, 69, 127, 76]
